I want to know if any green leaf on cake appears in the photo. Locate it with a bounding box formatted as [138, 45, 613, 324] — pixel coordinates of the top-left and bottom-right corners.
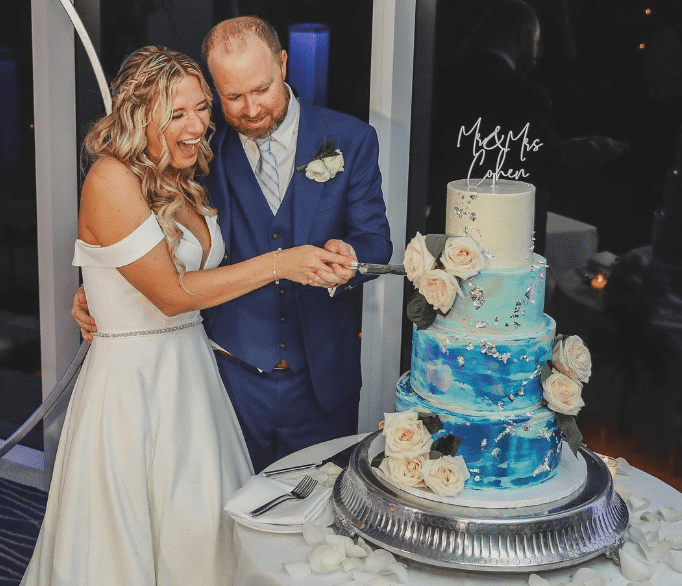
[432, 434, 461, 457]
[407, 291, 438, 330]
[424, 234, 449, 259]
[430, 450, 443, 459]
[418, 413, 443, 434]
[540, 361, 554, 384]
[371, 450, 386, 468]
[556, 413, 583, 456]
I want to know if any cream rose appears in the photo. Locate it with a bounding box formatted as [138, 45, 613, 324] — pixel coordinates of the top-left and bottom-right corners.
[422, 455, 470, 497]
[321, 151, 344, 177]
[552, 335, 592, 383]
[542, 369, 585, 416]
[403, 232, 436, 284]
[305, 158, 331, 182]
[382, 411, 433, 459]
[379, 454, 428, 487]
[440, 236, 486, 280]
[418, 269, 461, 313]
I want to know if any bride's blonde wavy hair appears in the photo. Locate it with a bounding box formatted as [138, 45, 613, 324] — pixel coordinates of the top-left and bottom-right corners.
[85, 46, 216, 285]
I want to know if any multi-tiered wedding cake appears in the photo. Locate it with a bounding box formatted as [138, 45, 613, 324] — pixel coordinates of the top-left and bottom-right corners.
[388, 178, 590, 493]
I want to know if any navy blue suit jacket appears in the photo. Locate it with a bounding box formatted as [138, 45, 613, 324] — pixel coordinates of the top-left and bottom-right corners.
[202, 100, 392, 413]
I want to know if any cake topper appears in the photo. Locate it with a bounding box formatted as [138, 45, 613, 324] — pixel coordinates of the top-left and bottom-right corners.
[457, 118, 542, 187]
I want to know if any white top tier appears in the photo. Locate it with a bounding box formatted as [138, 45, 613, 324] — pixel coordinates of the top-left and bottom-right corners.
[445, 178, 535, 269]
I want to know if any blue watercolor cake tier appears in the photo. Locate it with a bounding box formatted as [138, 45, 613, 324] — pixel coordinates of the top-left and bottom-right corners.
[396, 373, 561, 490]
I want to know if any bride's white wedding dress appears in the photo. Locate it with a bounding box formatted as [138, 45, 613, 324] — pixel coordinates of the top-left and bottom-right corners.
[21, 213, 253, 586]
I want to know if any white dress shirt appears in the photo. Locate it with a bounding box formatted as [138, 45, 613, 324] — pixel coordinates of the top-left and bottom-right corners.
[239, 84, 300, 206]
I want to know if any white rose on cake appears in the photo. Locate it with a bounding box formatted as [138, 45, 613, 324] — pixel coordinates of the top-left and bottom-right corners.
[440, 236, 486, 280]
[418, 269, 461, 313]
[552, 335, 592, 383]
[403, 232, 436, 284]
[379, 454, 428, 487]
[382, 412, 433, 459]
[422, 455, 470, 497]
[542, 369, 585, 416]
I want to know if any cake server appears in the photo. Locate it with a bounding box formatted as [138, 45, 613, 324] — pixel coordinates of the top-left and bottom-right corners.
[353, 262, 406, 275]
[261, 440, 362, 477]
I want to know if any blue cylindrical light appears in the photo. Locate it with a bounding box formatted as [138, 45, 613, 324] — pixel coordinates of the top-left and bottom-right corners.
[288, 23, 330, 107]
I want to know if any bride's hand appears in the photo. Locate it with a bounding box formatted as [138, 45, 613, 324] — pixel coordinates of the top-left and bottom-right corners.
[71, 285, 98, 343]
[276, 245, 356, 287]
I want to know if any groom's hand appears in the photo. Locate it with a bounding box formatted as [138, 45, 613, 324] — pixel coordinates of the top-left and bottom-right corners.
[319, 239, 357, 285]
[71, 285, 97, 343]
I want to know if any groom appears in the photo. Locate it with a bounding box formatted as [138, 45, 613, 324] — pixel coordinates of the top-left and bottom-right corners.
[199, 17, 391, 472]
[74, 16, 391, 473]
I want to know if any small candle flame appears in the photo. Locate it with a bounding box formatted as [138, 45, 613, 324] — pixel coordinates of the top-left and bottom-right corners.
[590, 273, 608, 290]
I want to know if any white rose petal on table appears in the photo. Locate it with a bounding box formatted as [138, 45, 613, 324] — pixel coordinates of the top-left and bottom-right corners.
[661, 505, 682, 522]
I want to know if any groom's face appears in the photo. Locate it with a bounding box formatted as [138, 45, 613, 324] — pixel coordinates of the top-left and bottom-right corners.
[208, 37, 289, 140]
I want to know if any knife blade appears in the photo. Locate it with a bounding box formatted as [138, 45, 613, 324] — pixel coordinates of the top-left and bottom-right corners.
[354, 262, 406, 276]
[261, 440, 361, 478]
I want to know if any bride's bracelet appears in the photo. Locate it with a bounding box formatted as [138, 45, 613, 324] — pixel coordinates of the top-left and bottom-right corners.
[273, 247, 282, 284]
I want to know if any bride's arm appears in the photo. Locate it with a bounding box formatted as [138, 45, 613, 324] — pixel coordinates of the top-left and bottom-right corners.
[79, 158, 354, 317]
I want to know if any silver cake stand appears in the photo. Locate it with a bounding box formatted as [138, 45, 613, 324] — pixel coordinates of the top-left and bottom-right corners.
[333, 431, 629, 573]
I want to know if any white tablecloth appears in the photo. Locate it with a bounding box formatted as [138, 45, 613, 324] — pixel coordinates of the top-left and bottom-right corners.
[232, 435, 682, 586]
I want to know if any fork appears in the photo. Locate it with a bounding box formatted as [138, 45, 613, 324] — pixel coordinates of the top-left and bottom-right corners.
[248, 475, 318, 517]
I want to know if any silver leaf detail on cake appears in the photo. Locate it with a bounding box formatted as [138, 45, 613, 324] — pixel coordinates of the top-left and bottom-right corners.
[470, 286, 485, 309]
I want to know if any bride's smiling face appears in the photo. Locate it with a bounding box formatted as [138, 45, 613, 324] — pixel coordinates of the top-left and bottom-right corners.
[146, 75, 211, 169]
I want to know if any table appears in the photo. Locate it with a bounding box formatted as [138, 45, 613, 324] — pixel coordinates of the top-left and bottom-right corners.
[231, 435, 682, 585]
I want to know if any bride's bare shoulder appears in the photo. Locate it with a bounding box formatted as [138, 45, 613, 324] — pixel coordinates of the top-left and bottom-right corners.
[79, 156, 151, 245]
[84, 156, 139, 192]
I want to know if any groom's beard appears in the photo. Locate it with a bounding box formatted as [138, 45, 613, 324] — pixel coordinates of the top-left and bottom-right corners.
[225, 89, 290, 140]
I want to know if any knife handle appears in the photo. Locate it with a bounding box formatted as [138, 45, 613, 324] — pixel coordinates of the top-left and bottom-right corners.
[261, 463, 319, 478]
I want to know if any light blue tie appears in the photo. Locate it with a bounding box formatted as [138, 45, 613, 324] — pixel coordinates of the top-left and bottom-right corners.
[255, 136, 280, 214]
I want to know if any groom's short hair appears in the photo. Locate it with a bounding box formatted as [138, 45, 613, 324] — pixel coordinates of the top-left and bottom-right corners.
[202, 16, 283, 65]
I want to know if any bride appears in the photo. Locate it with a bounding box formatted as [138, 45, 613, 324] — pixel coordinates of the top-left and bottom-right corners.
[21, 46, 354, 586]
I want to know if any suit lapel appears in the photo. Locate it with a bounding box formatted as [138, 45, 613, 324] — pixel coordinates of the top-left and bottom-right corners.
[292, 103, 333, 246]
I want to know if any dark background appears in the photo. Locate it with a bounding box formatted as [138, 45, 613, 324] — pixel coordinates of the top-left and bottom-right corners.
[2, 0, 682, 450]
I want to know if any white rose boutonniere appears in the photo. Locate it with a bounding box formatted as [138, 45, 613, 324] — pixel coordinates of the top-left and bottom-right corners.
[296, 138, 344, 183]
[404, 232, 436, 285]
[422, 455, 470, 497]
[382, 411, 433, 459]
[552, 335, 592, 383]
[542, 368, 585, 416]
[440, 236, 487, 281]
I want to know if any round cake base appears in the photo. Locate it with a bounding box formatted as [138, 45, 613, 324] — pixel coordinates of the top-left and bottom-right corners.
[370, 435, 587, 509]
[333, 431, 629, 573]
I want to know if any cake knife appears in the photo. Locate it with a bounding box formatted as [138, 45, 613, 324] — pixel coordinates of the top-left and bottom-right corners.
[261, 439, 361, 477]
[352, 262, 406, 275]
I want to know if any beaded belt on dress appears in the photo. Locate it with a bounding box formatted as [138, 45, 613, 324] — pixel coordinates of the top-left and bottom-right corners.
[91, 317, 203, 338]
